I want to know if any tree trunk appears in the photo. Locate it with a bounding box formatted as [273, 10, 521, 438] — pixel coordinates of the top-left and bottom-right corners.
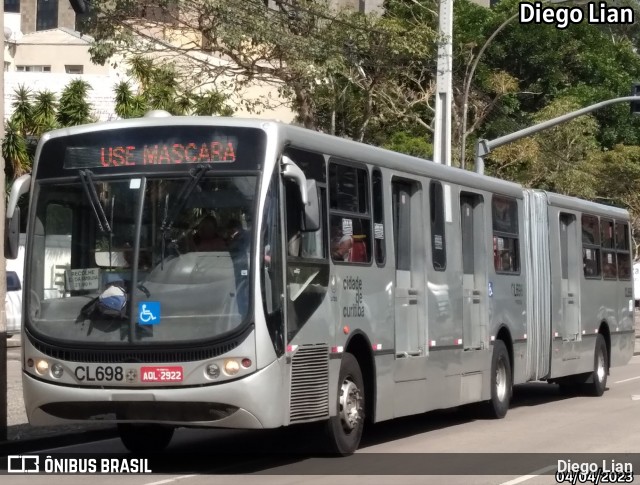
[294, 87, 315, 129]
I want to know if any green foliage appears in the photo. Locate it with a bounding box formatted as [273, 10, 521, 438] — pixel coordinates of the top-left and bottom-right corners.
[32, 91, 59, 136]
[114, 56, 234, 117]
[382, 131, 433, 158]
[82, 0, 436, 136]
[57, 79, 94, 126]
[114, 81, 148, 118]
[3, 81, 97, 180]
[2, 120, 30, 181]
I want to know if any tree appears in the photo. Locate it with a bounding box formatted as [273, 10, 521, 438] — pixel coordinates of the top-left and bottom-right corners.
[2, 81, 96, 180]
[56, 79, 94, 127]
[2, 120, 30, 181]
[487, 97, 602, 200]
[81, 0, 436, 138]
[113, 55, 234, 117]
[588, 145, 640, 254]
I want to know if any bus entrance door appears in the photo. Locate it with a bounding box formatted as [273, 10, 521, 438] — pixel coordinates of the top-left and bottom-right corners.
[559, 213, 581, 348]
[392, 180, 427, 382]
[460, 193, 486, 351]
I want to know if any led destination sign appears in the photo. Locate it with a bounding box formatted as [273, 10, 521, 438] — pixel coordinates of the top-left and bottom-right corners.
[43, 125, 266, 176]
[106, 139, 234, 166]
[66, 137, 237, 168]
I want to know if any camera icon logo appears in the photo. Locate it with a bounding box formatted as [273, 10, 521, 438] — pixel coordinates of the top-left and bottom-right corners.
[7, 455, 40, 473]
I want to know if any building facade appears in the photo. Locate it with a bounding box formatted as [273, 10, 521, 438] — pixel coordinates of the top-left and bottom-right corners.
[4, 0, 77, 34]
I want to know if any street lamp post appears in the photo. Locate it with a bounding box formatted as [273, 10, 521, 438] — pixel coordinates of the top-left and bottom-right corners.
[433, 0, 453, 166]
[459, 0, 585, 170]
[459, 10, 519, 169]
[474, 95, 640, 174]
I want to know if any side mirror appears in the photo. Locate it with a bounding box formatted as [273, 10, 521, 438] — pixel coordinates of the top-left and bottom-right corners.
[281, 156, 308, 205]
[5, 206, 20, 260]
[281, 156, 321, 232]
[303, 180, 320, 232]
[6, 174, 31, 260]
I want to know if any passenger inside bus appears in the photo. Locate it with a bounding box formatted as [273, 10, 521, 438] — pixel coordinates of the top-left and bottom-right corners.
[226, 218, 250, 315]
[192, 215, 227, 251]
[350, 219, 368, 263]
[331, 223, 353, 261]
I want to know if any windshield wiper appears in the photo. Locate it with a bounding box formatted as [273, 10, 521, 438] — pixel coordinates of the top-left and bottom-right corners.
[159, 164, 209, 269]
[79, 170, 112, 233]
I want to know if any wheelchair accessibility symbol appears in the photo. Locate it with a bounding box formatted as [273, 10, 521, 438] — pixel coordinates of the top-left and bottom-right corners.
[138, 301, 161, 325]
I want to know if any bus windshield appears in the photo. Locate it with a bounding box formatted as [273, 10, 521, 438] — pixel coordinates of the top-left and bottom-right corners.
[28, 173, 257, 345]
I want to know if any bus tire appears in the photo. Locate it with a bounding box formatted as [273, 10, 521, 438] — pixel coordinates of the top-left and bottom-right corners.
[587, 334, 608, 397]
[118, 423, 174, 454]
[325, 352, 365, 456]
[486, 340, 511, 419]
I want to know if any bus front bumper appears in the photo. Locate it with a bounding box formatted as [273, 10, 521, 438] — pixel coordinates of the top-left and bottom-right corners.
[23, 358, 286, 429]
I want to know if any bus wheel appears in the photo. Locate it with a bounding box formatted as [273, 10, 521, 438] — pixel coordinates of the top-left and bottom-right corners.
[325, 353, 365, 455]
[486, 340, 511, 419]
[118, 423, 174, 453]
[587, 334, 608, 397]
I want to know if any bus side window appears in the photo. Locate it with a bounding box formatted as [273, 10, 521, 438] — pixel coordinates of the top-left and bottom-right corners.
[582, 214, 601, 278]
[372, 169, 385, 266]
[491, 196, 519, 273]
[615, 221, 631, 280]
[283, 147, 327, 260]
[329, 160, 371, 264]
[600, 219, 617, 280]
[430, 180, 446, 271]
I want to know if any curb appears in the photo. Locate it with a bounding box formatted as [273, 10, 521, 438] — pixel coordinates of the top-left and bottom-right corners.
[0, 427, 118, 456]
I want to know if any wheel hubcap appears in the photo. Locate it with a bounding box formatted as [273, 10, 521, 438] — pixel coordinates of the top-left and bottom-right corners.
[339, 377, 362, 433]
[496, 358, 507, 402]
[596, 350, 606, 382]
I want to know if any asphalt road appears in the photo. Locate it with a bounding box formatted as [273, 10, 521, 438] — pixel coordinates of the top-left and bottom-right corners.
[2, 353, 640, 485]
[3, 310, 640, 484]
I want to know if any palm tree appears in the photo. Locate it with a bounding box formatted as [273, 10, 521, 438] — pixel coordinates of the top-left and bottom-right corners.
[10, 85, 34, 137]
[2, 119, 30, 180]
[127, 56, 155, 92]
[32, 90, 59, 136]
[118, 55, 234, 117]
[3, 81, 94, 180]
[114, 81, 147, 118]
[57, 79, 94, 126]
[193, 90, 235, 117]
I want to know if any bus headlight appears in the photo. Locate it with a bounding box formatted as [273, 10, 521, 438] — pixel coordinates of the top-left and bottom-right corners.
[224, 359, 240, 376]
[51, 363, 64, 379]
[206, 363, 220, 379]
[35, 359, 49, 375]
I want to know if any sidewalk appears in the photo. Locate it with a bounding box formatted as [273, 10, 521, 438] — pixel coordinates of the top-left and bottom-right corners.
[1, 335, 117, 454]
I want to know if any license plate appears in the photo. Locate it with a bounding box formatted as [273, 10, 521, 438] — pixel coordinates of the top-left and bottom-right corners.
[140, 366, 183, 382]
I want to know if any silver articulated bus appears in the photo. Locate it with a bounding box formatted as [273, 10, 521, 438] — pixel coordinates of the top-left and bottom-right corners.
[6, 111, 634, 455]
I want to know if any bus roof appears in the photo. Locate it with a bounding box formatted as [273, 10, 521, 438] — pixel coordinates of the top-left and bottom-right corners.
[38, 114, 523, 199]
[36, 114, 626, 214]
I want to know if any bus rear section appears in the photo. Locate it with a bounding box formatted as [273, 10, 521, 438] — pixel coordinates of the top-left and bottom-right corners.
[531, 191, 635, 388]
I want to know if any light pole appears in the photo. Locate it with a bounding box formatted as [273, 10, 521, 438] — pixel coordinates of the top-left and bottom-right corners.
[459, 0, 586, 169]
[474, 95, 640, 174]
[433, 0, 453, 166]
[459, 10, 519, 169]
